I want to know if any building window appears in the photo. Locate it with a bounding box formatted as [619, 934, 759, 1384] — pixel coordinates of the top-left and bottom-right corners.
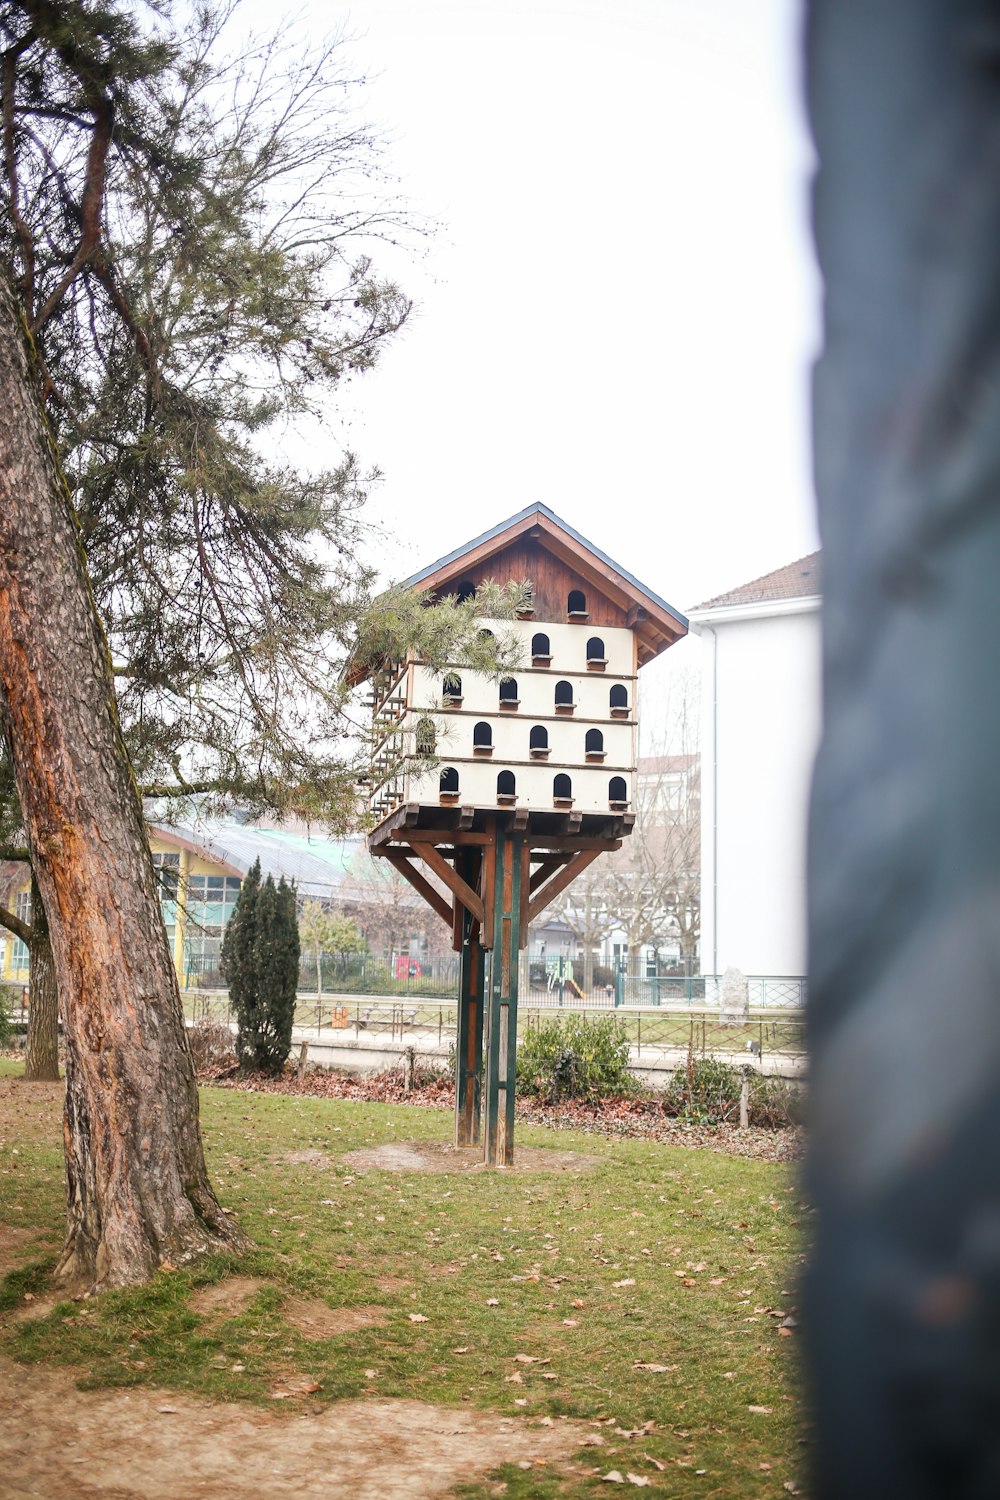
[497, 770, 516, 805]
[473, 721, 493, 755]
[554, 679, 574, 713]
[529, 725, 549, 759]
[183, 873, 242, 985]
[586, 636, 607, 670]
[531, 632, 551, 665]
[442, 674, 462, 705]
[609, 683, 629, 716]
[152, 849, 181, 900]
[152, 850, 182, 955]
[609, 775, 629, 808]
[567, 589, 588, 617]
[553, 773, 573, 805]
[10, 888, 31, 972]
[499, 677, 520, 709]
[585, 728, 605, 760]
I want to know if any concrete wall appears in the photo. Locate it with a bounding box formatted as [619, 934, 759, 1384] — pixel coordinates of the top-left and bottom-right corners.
[694, 599, 821, 977]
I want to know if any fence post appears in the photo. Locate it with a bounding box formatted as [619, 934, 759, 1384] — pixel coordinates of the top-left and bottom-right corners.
[739, 1073, 749, 1129]
[614, 961, 624, 1008]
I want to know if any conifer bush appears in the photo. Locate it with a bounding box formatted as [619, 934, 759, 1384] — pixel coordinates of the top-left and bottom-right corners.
[221, 861, 300, 1074]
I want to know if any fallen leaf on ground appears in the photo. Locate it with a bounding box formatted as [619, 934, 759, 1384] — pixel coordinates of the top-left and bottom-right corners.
[486, 1298, 500, 1306]
[602, 1472, 624, 1484]
[612, 1278, 636, 1288]
[514, 1354, 540, 1364]
[643, 1454, 666, 1471]
[155, 1406, 178, 1415]
[452, 1346, 471, 1354]
[747, 1405, 773, 1415]
[407, 1313, 429, 1323]
[268, 1375, 322, 1399]
[626, 1476, 651, 1488]
[633, 1363, 676, 1373]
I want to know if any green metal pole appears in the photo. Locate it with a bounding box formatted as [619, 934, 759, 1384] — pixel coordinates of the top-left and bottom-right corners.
[483, 823, 523, 1166]
[454, 848, 484, 1146]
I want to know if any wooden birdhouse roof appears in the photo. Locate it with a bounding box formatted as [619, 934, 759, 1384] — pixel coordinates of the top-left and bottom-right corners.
[398, 503, 687, 666]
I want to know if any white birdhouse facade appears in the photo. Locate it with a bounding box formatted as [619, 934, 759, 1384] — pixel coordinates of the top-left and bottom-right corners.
[404, 617, 636, 814]
[361, 505, 686, 831]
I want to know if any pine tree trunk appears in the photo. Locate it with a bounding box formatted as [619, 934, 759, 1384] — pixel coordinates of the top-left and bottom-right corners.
[24, 873, 59, 1081]
[0, 272, 249, 1291]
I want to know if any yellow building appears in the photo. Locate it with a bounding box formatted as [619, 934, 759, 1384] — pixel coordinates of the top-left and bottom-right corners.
[2, 822, 362, 988]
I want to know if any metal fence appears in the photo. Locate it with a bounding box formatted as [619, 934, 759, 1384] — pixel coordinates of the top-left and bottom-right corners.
[179, 990, 807, 1059]
[283, 953, 808, 1010]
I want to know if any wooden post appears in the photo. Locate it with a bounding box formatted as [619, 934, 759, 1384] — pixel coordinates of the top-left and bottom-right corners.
[483, 822, 523, 1166]
[455, 847, 486, 1146]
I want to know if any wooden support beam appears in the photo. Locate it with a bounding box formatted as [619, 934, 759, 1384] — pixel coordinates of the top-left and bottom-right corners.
[384, 852, 452, 927]
[529, 854, 568, 893]
[481, 834, 496, 950]
[410, 840, 485, 925]
[525, 835, 623, 853]
[390, 829, 495, 847]
[526, 848, 604, 926]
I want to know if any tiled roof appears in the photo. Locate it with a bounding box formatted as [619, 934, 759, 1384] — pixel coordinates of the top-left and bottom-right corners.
[637, 754, 699, 776]
[692, 552, 821, 610]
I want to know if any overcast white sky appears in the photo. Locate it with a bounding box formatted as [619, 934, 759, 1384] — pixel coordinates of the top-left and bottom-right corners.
[239, 0, 820, 623]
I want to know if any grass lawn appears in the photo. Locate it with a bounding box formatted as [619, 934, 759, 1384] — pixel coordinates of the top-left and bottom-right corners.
[0, 1056, 807, 1496]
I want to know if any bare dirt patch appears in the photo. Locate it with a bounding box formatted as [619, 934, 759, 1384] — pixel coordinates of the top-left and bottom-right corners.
[189, 1276, 265, 1319]
[0, 1225, 51, 1277]
[0, 1354, 595, 1499]
[342, 1140, 601, 1174]
[283, 1296, 387, 1340]
[278, 1147, 333, 1168]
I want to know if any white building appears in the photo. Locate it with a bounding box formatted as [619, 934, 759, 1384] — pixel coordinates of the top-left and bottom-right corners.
[688, 553, 821, 980]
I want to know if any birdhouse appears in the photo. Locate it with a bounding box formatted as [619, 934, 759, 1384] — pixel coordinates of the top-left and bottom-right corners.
[360, 503, 686, 829]
[349, 503, 687, 1166]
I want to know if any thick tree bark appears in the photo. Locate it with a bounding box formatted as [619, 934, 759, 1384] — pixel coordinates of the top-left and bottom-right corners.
[24, 872, 59, 1081]
[0, 271, 249, 1291]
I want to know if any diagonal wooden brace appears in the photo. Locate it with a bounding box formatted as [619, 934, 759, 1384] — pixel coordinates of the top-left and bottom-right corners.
[384, 852, 452, 927]
[409, 839, 485, 926]
[526, 848, 603, 926]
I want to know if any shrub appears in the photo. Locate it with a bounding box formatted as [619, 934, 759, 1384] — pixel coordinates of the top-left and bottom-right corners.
[186, 1021, 237, 1076]
[221, 861, 300, 1074]
[0, 992, 12, 1049]
[516, 1013, 633, 1102]
[667, 1055, 743, 1124]
[748, 1074, 805, 1129]
[666, 1055, 805, 1128]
